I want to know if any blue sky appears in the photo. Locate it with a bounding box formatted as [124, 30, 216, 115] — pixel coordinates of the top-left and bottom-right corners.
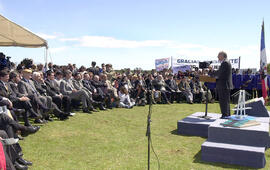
[0, 0, 270, 69]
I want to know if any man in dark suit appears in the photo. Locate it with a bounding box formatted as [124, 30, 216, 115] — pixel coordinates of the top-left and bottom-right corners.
[18, 69, 51, 123]
[210, 51, 233, 118]
[60, 70, 93, 113]
[32, 72, 69, 120]
[0, 70, 42, 126]
[45, 70, 72, 114]
[165, 74, 182, 103]
[0, 97, 40, 138]
[91, 75, 112, 109]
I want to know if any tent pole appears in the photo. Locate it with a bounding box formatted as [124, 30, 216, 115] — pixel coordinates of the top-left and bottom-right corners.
[45, 47, 48, 71]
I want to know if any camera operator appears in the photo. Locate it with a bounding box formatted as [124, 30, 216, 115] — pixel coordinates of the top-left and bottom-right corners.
[0, 53, 12, 70]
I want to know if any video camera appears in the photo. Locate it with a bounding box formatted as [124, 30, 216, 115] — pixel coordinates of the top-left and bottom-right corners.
[199, 61, 212, 69]
[0, 52, 12, 70]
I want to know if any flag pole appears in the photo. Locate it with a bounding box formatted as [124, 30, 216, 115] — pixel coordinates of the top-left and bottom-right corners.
[260, 20, 268, 104]
[238, 56, 241, 69]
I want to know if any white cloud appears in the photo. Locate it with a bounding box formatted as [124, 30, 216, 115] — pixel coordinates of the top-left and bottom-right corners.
[80, 36, 172, 48]
[54, 34, 270, 69]
[60, 35, 172, 48]
[49, 46, 67, 53]
[59, 38, 79, 41]
[36, 33, 57, 39]
[172, 43, 220, 58]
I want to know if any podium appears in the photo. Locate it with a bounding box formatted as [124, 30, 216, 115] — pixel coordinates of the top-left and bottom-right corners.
[199, 75, 216, 83]
[199, 76, 216, 119]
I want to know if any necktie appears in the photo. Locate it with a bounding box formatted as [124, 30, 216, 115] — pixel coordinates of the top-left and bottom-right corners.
[4, 83, 8, 91]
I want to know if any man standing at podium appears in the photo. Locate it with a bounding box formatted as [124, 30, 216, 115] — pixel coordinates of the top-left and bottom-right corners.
[210, 51, 233, 118]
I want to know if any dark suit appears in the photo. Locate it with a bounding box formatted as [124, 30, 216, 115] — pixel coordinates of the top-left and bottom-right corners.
[0, 81, 40, 125]
[87, 67, 100, 75]
[32, 79, 66, 117]
[60, 78, 91, 110]
[18, 78, 51, 118]
[45, 79, 71, 113]
[212, 59, 233, 117]
[0, 81, 19, 121]
[91, 80, 112, 108]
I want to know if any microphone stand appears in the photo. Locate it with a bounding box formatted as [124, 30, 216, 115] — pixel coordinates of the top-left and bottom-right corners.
[198, 82, 211, 119]
[146, 89, 153, 170]
[203, 83, 211, 119]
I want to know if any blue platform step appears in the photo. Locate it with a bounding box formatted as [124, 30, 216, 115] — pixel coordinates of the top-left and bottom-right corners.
[177, 112, 220, 137]
[201, 141, 266, 169]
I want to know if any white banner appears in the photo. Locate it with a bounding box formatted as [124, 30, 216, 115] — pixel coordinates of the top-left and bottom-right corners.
[171, 57, 240, 69]
[171, 58, 199, 67]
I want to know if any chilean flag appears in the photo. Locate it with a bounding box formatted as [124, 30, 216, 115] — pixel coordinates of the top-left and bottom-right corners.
[260, 21, 268, 102]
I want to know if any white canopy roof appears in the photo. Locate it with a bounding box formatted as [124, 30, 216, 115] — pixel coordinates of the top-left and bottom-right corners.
[0, 14, 48, 48]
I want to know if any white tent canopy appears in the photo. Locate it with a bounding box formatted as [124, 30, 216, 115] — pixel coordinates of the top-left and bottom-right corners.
[0, 14, 48, 48]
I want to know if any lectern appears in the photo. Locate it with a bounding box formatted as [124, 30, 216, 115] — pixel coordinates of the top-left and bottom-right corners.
[199, 75, 216, 119]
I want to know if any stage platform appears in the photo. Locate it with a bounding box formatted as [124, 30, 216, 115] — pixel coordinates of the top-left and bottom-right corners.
[177, 112, 270, 168]
[177, 112, 221, 137]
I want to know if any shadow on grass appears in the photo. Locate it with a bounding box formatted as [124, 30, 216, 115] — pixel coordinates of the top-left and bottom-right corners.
[170, 129, 207, 139]
[170, 129, 179, 135]
[193, 150, 257, 170]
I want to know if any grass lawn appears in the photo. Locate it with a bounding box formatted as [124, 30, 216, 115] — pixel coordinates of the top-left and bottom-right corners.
[20, 103, 270, 170]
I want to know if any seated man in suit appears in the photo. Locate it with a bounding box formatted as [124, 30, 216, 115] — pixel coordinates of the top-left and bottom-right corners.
[0, 70, 42, 126]
[17, 69, 51, 123]
[72, 72, 102, 111]
[60, 70, 94, 113]
[54, 71, 64, 86]
[32, 72, 69, 120]
[82, 72, 108, 109]
[165, 74, 182, 103]
[45, 70, 73, 115]
[91, 75, 112, 109]
[0, 96, 40, 137]
[82, 72, 97, 93]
